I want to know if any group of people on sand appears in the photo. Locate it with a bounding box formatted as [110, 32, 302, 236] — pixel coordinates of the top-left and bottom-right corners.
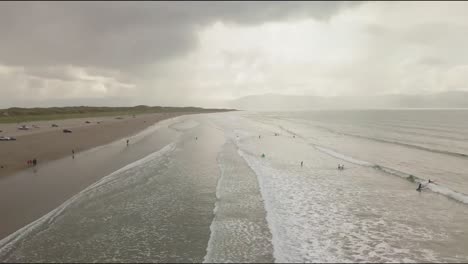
[337, 164, 345, 170]
[26, 158, 37, 166]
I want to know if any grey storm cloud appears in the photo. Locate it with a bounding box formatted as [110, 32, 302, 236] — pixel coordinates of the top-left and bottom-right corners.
[4, 1, 467, 109]
[0, 1, 357, 70]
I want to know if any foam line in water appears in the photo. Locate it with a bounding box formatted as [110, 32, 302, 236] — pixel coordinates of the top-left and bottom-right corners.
[169, 119, 200, 131]
[426, 184, 468, 204]
[313, 125, 468, 159]
[314, 146, 373, 167]
[203, 147, 226, 263]
[236, 149, 282, 263]
[0, 142, 177, 257]
[314, 145, 468, 205]
[246, 119, 468, 206]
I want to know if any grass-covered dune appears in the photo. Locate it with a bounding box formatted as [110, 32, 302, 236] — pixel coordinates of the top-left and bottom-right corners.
[0, 105, 236, 123]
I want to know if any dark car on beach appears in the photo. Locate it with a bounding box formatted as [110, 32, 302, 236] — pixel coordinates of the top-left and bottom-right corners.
[63, 129, 72, 133]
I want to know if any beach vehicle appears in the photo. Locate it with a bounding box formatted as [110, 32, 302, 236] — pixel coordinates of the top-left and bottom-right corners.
[0, 136, 16, 141]
[51, 124, 59, 127]
[85, 121, 91, 124]
[63, 129, 73, 133]
[17, 125, 30, 130]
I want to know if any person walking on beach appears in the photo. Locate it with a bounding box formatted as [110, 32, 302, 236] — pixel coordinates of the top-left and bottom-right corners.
[301, 161, 303, 167]
[72, 149, 75, 159]
[126, 139, 129, 146]
[32, 158, 37, 166]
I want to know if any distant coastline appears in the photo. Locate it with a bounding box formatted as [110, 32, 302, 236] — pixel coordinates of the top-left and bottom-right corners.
[0, 105, 236, 124]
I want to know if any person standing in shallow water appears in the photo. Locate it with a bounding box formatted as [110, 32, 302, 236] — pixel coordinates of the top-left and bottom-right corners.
[126, 139, 129, 146]
[417, 183, 423, 191]
[301, 161, 303, 167]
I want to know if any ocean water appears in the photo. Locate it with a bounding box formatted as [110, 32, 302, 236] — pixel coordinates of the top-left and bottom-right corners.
[1, 110, 468, 262]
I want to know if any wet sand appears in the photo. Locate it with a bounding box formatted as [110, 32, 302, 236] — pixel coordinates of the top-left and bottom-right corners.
[0, 112, 197, 178]
[0, 112, 218, 239]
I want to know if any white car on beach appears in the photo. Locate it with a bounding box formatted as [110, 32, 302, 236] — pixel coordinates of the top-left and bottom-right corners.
[0, 136, 16, 141]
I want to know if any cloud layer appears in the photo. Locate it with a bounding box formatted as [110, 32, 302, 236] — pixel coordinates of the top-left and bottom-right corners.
[1, 1, 468, 108]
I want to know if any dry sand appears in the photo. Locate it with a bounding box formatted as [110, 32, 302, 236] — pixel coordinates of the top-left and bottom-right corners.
[0, 112, 196, 178]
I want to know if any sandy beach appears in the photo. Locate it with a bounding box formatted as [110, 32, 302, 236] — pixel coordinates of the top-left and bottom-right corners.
[0, 111, 216, 240]
[0, 112, 197, 178]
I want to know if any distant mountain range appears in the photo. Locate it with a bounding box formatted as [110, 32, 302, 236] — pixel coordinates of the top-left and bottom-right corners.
[228, 91, 468, 111]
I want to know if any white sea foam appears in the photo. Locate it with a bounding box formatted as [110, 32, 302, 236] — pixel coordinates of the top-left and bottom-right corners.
[237, 149, 283, 263]
[169, 119, 200, 131]
[203, 150, 225, 263]
[314, 145, 468, 205]
[204, 140, 274, 263]
[426, 183, 468, 204]
[314, 145, 374, 167]
[0, 142, 177, 257]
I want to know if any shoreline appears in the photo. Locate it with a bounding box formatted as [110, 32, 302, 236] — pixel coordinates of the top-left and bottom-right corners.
[0, 111, 205, 178]
[0, 111, 217, 240]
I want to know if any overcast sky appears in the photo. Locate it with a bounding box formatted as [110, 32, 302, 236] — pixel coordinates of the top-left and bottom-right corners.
[1, 1, 468, 108]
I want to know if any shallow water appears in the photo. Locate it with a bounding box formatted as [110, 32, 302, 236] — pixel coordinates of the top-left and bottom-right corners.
[1, 110, 468, 262]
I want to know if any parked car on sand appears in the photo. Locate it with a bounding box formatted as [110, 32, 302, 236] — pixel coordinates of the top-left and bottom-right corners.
[0, 136, 16, 141]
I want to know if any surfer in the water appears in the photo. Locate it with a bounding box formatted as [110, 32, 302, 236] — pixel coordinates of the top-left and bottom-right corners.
[416, 183, 423, 191]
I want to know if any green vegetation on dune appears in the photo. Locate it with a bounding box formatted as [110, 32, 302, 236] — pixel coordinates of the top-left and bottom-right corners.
[0, 105, 235, 123]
